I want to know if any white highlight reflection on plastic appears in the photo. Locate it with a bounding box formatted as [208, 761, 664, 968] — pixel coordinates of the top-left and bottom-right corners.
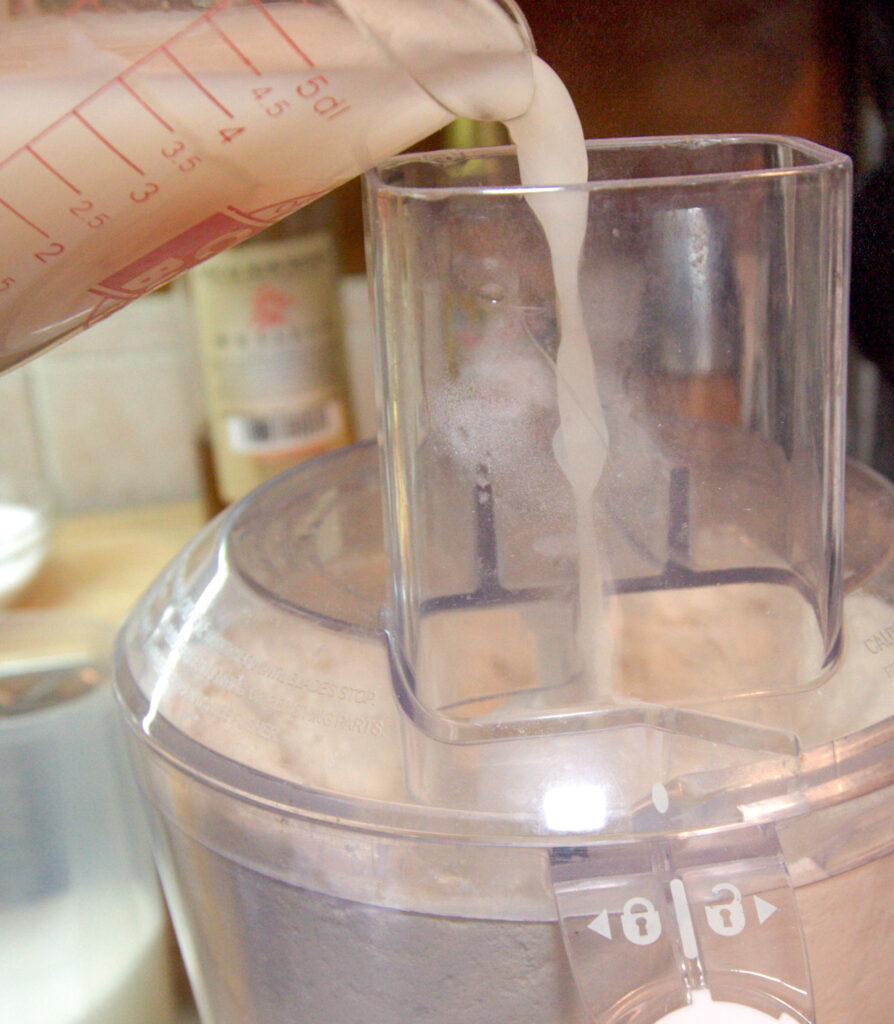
[141, 543, 229, 733]
[657, 989, 798, 1023]
[652, 782, 670, 813]
[542, 782, 606, 832]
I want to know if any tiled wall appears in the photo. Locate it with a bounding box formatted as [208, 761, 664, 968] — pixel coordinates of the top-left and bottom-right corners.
[24, 277, 376, 515]
[27, 286, 205, 515]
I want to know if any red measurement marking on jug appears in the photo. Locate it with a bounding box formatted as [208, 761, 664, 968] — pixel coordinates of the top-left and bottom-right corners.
[64, 0, 105, 15]
[83, 193, 323, 326]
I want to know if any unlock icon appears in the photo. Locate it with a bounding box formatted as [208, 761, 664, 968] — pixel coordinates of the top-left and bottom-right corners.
[705, 883, 747, 937]
[620, 897, 662, 946]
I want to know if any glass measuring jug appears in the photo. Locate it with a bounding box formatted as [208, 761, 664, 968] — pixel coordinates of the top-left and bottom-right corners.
[0, 0, 533, 372]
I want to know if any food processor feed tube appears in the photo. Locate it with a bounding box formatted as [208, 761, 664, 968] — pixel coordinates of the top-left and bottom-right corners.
[368, 135, 851, 1023]
[0, 0, 534, 371]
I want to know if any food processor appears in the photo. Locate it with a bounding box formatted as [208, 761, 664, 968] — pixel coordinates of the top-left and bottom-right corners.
[113, 137, 894, 1023]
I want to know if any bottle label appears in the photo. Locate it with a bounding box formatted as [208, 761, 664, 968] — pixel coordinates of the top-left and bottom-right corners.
[190, 226, 353, 503]
[225, 399, 350, 456]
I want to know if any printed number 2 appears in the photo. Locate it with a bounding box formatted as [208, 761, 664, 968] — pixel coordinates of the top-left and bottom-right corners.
[34, 242, 65, 263]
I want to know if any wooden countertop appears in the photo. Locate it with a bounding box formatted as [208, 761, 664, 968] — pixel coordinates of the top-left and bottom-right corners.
[11, 501, 206, 626]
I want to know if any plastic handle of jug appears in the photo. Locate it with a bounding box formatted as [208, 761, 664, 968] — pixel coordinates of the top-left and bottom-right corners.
[335, 0, 536, 121]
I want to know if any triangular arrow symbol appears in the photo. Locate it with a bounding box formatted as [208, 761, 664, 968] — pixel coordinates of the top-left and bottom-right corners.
[587, 909, 612, 940]
[754, 896, 778, 925]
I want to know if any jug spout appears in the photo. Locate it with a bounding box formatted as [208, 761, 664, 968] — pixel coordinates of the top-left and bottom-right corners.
[339, 0, 535, 121]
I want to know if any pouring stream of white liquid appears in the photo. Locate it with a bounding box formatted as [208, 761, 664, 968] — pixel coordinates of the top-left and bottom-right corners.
[507, 59, 611, 693]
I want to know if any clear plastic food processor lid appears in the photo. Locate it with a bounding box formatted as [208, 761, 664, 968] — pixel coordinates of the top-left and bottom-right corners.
[115, 138, 894, 1024]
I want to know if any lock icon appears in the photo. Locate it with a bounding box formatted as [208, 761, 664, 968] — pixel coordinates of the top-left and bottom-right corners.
[705, 883, 747, 937]
[620, 897, 662, 946]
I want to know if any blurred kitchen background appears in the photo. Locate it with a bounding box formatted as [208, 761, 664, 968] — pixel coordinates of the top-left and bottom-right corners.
[2, 2, 892, 1022]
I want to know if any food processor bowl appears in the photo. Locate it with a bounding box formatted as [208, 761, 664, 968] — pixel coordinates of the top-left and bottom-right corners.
[114, 138, 891, 1024]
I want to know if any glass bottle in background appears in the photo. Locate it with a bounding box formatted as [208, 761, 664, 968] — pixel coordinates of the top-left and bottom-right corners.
[440, 117, 509, 149]
[189, 198, 353, 513]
